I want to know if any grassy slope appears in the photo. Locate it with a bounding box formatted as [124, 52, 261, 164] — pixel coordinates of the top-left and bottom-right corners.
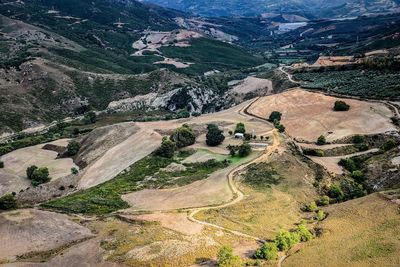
[285, 193, 400, 267]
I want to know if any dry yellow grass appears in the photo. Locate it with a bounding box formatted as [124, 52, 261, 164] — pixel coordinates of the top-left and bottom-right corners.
[194, 150, 317, 240]
[285, 193, 400, 267]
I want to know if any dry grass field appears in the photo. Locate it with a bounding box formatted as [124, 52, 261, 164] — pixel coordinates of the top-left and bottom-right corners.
[285, 193, 400, 267]
[247, 89, 395, 142]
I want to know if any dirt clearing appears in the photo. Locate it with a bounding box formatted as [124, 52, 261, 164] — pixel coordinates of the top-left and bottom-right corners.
[247, 89, 395, 142]
[0, 209, 93, 262]
[231, 77, 273, 95]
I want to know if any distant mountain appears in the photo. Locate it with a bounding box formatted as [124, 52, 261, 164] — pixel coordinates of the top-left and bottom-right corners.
[142, 0, 400, 18]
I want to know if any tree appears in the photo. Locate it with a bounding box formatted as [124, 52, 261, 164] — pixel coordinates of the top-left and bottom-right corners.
[234, 122, 246, 134]
[206, 124, 225, 146]
[316, 210, 326, 221]
[328, 184, 344, 201]
[227, 145, 237, 157]
[238, 143, 252, 157]
[155, 137, 176, 158]
[333, 101, 350, 111]
[83, 111, 97, 124]
[276, 124, 285, 133]
[352, 135, 365, 144]
[275, 229, 300, 251]
[67, 140, 80, 156]
[303, 201, 318, 212]
[254, 242, 278, 260]
[317, 135, 326, 145]
[170, 124, 196, 148]
[351, 170, 365, 183]
[381, 139, 397, 151]
[217, 246, 242, 267]
[26, 165, 38, 179]
[318, 196, 330, 206]
[244, 133, 252, 141]
[296, 223, 314, 242]
[268, 111, 282, 122]
[29, 167, 51, 186]
[0, 161, 3, 168]
[0, 194, 17, 211]
[71, 167, 79, 175]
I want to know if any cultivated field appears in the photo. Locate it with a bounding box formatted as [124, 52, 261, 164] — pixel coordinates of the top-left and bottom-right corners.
[247, 89, 395, 142]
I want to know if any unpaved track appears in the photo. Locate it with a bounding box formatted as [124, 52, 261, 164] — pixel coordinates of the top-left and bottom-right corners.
[187, 103, 281, 242]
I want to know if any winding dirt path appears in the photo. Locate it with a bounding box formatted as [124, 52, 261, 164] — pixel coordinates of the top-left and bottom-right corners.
[187, 98, 281, 242]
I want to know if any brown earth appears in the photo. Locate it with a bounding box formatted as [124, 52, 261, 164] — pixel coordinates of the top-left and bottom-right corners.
[247, 89, 395, 142]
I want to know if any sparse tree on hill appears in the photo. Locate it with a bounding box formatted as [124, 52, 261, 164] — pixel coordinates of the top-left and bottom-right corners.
[254, 242, 278, 260]
[217, 246, 242, 267]
[155, 137, 176, 158]
[234, 122, 246, 134]
[333, 101, 350, 111]
[0, 161, 4, 168]
[67, 140, 80, 156]
[238, 143, 252, 157]
[27, 166, 51, 186]
[206, 124, 225, 146]
[268, 111, 282, 122]
[317, 135, 326, 145]
[0, 194, 17, 211]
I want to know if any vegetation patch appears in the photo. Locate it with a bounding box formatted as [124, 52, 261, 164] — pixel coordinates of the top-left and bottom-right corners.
[243, 163, 282, 189]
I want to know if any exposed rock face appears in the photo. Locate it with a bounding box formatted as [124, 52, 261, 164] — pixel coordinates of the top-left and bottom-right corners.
[107, 85, 223, 113]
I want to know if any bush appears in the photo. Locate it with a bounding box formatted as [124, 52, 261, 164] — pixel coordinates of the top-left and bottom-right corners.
[170, 124, 196, 148]
[276, 124, 285, 133]
[296, 223, 314, 242]
[234, 122, 246, 134]
[254, 242, 278, 260]
[303, 148, 324, 157]
[238, 143, 252, 157]
[275, 229, 300, 251]
[0, 194, 18, 211]
[303, 201, 318, 212]
[228, 130, 233, 135]
[244, 133, 252, 141]
[338, 158, 357, 172]
[328, 184, 345, 201]
[316, 210, 326, 221]
[268, 111, 282, 122]
[206, 124, 225, 146]
[317, 135, 326, 145]
[155, 137, 176, 158]
[0, 161, 3, 168]
[71, 167, 79, 175]
[318, 196, 330, 206]
[29, 167, 51, 186]
[356, 143, 369, 151]
[352, 135, 365, 144]
[67, 140, 80, 156]
[83, 111, 97, 124]
[381, 139, 397, 151]
[26, 165, 38, 179]
[333, 100, 350, 111]
[227, 145, 237, 156]
[217, 246, 242, 267]
[351, 170, 365, 183]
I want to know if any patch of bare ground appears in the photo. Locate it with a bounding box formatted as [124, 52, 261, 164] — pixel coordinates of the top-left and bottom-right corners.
[246, 89, 395, 142]
[284, 193, 400, 267]
[231, 77, 273, 95]
[0, 139, 78, 195]
[308, 148, 379, 175]
[121, 152, 260, 211]
[0, 209, 93, 262]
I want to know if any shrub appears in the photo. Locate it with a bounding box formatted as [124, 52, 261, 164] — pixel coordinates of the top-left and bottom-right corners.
[317, 135, 326, 145]
[254, 242, 278, 260]
[333, 100, 350, 111]
[303, 201, 318, 212]
[26, 165, 38, 179]
[296, 223, 314, 242]
[276, 124, 285, 133]
[381, 139, 397, 151]
[228, 130, 233, 135]
[29, 167, 51, 186]
[238, 143, 252, 157]
[316, 210, 326, 221]
[71, 167, 79, 175]
[268, 111, 282, 122]
[351, 170, 365, 183]
[244, 133, 252, 141]
[328, 184, 344, 201]
[356, 143, 369, 151]
[83, 111, 97, 124]
[67, 140, 80, 156]
[170, 124, 196, 148]
[0, 161, 4, 168]
[217, 246, 242, 267]
[338, 158, 356, 172]
[275, 229, 300, 251]
[303, 148, 324, 157]
[318, 196, 330, 206]
[206, 124, 225, 146]
[352, 135, 365, 144]
[234, 122, 246, 134]
[0, 194, 18, 211]
[227, 145, 237, 156]
[155, 137, 176, 158]
[192, 112, 201, 117]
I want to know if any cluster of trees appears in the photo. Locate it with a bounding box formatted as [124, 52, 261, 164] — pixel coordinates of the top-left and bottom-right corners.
[253, 223, 314, 261]
[333, 100, 350, 111]
[26, 165, 51, 186]
[227, 143, 252, 157]
[155, 124, 196, 158]
[268, 111, 285, 132]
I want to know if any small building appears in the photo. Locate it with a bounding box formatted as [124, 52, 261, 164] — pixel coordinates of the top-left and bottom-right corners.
[234, 133, 244, 139]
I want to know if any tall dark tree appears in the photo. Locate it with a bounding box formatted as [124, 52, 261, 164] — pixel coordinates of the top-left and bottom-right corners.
[206, 124, 225, 146]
